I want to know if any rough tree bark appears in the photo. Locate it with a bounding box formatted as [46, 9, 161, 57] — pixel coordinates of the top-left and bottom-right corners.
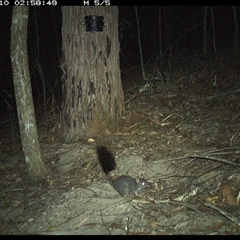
[10, 6, 48, 181]
[61, 6, 124, 143]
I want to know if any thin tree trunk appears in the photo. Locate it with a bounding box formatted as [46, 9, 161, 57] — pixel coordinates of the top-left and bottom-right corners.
[203, 6, 208, 55]
[10, 6, 48, 181]
[232, 6, 238, 57]
[209, 6, 217, 59]
[159, 6, 163, 66]
[135, 6, 145, 80]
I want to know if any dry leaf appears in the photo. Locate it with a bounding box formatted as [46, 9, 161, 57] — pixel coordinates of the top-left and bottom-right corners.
[147, 220, 158, 230]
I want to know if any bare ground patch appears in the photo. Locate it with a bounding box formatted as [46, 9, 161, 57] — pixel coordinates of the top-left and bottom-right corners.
[1, 57, 240, 235]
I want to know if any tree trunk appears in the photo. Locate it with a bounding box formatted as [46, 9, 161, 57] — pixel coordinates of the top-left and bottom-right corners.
[232, 6, 238, 57]
[61, 6, 124, 143]
[10, 6, 48, 181]
[203, 6, 208, 55]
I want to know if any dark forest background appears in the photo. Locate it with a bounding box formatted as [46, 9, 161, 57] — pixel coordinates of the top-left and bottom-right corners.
[0, 6, 238, 117]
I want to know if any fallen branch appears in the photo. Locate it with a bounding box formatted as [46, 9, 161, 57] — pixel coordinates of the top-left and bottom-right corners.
[201, 201, 240, 227]
[188, 155, 240, 168]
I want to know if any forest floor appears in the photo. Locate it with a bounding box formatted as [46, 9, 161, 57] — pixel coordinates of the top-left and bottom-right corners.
[1, 54, 240, 235]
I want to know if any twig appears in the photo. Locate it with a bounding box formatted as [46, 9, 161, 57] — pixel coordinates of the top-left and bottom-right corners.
[201, 201, 240, 226]
[188, 155, 240, 168]
[205, 147, 240, 155]
[101, 212, 112, 235]
[124, 90, 144, 104]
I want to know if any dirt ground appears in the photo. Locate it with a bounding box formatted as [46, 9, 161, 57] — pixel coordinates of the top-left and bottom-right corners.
[1, 55, 240, 235]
